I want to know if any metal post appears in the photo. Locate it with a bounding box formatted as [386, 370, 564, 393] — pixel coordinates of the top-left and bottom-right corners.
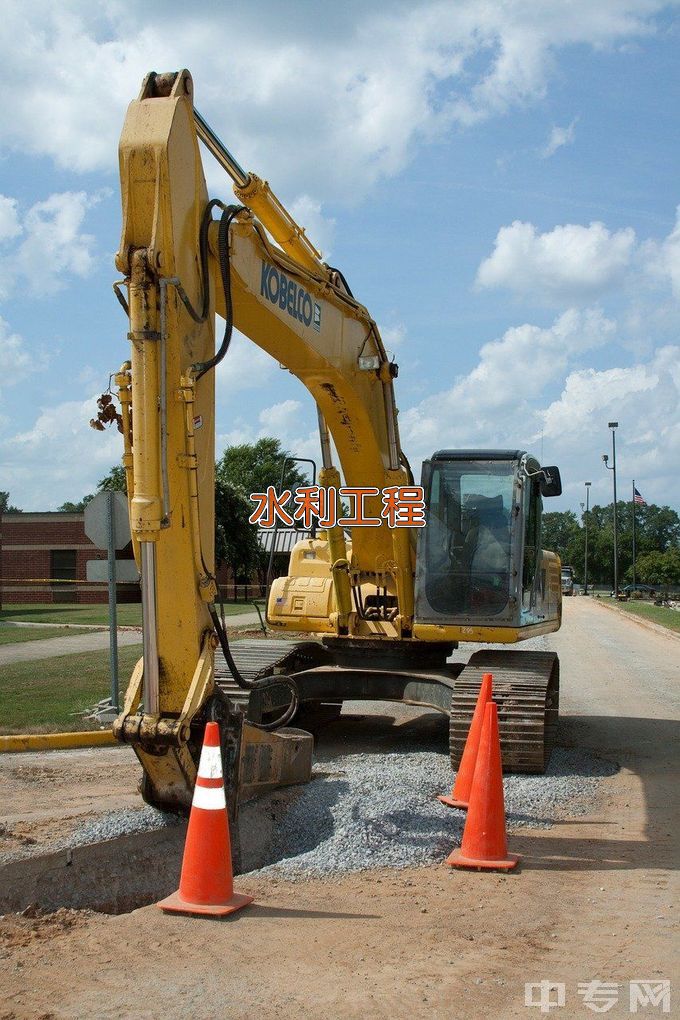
[632, 479, 637, 589]
[106, 490, 119, 711]
[266, 455, 317, 590]
[584, 482, 591, 596]
[603, 422, 619, 597]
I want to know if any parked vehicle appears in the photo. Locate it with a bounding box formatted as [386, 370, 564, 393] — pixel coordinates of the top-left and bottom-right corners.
[561, 565, 575, 596]
[621, 584, 658, 598]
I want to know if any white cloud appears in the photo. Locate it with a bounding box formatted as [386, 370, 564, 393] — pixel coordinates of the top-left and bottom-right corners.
[642, 204, 680, 298]
[0, 393, 123, 509]
[0, 2, 669, 202]
[214, 328, 276, 396]
[288, 197, 335, 260]
[476, 220, 636, 301]
[0, 191, 100, 299]
[540, 345, 680, 506]
[258, 399, 302, 432]
[399, 313, 680, 509]
[542, 345, 680, 443]
[380, 323, 407, 350]
[400, 307, 615, 460]
[541, 118, 578, 158]
[0, 196, 21, 242]
[0, 317, 48, 387]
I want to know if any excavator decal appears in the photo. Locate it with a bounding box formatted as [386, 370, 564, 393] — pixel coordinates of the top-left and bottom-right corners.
[260, 261, 320, 330]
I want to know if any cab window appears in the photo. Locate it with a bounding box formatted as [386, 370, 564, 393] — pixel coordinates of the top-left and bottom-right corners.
[424, 460, 514, 619]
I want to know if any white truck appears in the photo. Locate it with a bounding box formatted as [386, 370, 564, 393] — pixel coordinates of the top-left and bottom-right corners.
[561, 565, 575, 596]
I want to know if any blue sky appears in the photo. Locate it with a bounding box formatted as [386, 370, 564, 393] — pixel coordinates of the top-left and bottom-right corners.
[1, 0, 679, 514]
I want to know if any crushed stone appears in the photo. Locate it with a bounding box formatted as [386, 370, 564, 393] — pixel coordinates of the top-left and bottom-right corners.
[65, 806, 179, 849]
[245, 745, 617, 878]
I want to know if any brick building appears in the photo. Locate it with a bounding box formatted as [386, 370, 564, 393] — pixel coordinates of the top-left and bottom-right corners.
[0, 512, 140, 605]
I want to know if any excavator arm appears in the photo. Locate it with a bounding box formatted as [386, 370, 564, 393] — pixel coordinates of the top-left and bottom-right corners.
[110, 69, 417, 809]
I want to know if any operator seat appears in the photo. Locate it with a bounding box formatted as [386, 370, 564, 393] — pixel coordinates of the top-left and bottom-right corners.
[463, 494, 511, 613]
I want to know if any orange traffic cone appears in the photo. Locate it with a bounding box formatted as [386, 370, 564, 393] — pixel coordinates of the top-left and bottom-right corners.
[158, 721, 254, 916]
[438, 672, 493, 809]
[446, 700, 520, 871]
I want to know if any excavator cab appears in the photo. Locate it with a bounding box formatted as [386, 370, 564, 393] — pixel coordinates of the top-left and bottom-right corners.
[415, 451, 562, 637]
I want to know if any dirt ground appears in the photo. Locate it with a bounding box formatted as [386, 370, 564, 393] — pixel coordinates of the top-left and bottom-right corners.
[0, 598, 678, 1019]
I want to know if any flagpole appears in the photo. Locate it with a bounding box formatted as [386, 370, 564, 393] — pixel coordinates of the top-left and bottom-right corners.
[632, 479, 637, 589]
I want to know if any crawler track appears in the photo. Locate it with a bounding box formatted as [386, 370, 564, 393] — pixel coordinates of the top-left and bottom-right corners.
[214, 639, 325, 706]
[449, 649, 559, 773]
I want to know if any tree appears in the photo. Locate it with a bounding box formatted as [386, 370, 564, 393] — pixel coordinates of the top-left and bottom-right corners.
[216, 438, 310, 496]
[97, 466, 127, 492]
[0, 492, 22, 513]
[542, 511, 582, 577]
[214, 478, 262, 582]
[214, 438, 313, 583]
[633, 548, 680, 587]
[58, 495, 95, 512]
[541, 502, 680, 586]
[57, 465, 128, 513]
[631, 504, 680, 553]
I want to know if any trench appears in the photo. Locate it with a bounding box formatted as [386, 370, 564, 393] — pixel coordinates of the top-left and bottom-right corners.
[0, 705, 620, 916]
[0, 789, 300, 916]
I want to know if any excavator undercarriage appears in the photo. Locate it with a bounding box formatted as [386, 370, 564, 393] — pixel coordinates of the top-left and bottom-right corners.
[219, 638, 559, 775]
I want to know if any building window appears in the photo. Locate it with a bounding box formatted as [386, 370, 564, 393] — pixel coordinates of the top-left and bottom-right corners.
[51, 549, 77, 602]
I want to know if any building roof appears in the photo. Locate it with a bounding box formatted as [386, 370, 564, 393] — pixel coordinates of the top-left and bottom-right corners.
[257, 528, 313, 554]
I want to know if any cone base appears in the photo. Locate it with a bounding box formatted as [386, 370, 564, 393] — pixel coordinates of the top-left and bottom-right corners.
[437, 794, 468, 809]
[158, 890, 254, 917]
[446, 848, 520, 871]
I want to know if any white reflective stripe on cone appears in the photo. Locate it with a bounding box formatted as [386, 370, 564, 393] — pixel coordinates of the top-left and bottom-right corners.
[197, 744, 223, 780]
[192, 783, 227, 811]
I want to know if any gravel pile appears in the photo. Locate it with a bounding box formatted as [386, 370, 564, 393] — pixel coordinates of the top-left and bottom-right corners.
[4, 721, 616, 879]
[248, 745, 617, 878]
[66, 806, 179, 849]
[60, 741, 617, 877]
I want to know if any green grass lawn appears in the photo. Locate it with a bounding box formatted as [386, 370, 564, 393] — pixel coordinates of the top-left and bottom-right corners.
[615, 600, 680, 634]
[0, 625, 104, 646]
[0, 601, 256, 627]
[0, 644, 143, 734]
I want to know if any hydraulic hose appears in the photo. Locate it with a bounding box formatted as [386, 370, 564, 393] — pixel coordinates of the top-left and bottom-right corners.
[193, 202, 245, 380]
[208, 604, 299, 730]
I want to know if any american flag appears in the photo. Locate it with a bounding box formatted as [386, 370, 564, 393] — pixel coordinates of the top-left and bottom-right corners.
[634, 487, 647, 506]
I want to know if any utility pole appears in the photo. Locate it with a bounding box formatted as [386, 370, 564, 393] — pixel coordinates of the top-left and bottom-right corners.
[602, 422, 619, 597]
[632, 479, 637, 589]
[583, 481, 591, 595]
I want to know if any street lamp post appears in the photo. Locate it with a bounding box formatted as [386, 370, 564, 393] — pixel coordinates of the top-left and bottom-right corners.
[583, 481, 591, 595]
[602, 422, 619, 597]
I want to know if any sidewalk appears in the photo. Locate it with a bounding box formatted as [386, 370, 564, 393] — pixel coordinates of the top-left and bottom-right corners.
[0, 611, 262, 666]
[0, 630, 143, 666]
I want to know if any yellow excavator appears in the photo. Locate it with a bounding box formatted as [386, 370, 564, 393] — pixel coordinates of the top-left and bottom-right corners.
[110, 70, 563, 815]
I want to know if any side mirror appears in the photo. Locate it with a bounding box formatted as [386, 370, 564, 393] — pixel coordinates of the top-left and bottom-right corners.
[540, 466, 562, 497]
